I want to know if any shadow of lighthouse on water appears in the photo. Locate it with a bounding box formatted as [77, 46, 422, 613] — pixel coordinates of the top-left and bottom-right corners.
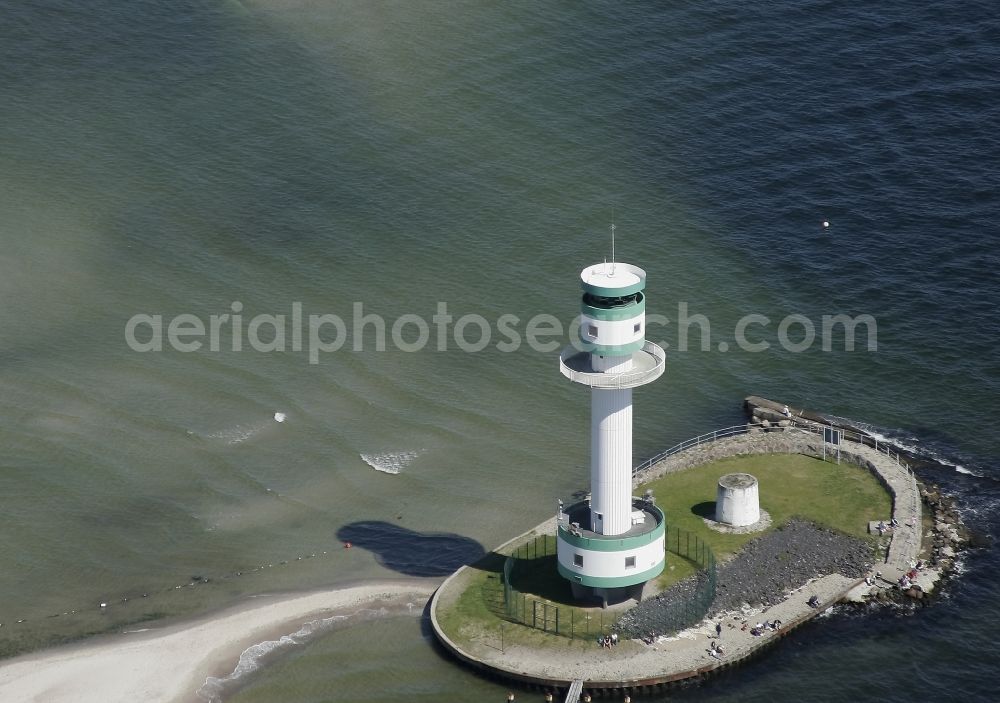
[336, 521, 487, 577]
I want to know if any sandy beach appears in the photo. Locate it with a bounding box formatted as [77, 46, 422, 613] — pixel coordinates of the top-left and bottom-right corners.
[0, 580, 438, 703]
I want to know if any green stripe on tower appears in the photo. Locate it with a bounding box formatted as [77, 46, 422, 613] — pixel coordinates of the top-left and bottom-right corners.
[557, 515, 664, 551]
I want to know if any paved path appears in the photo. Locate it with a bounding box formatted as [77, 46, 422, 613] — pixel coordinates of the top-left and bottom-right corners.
[434, 568, 858, 689]
[849, 442, 922, 570]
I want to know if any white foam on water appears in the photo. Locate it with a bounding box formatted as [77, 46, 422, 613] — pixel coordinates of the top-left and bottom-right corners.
[854, 422, 988, 477]
[360, 450, 421, 475]
[206, 421, 269, 445]
[197, 609, 392, 702]
[956, 494, 1000, 520]
[857, 425, 925, 457]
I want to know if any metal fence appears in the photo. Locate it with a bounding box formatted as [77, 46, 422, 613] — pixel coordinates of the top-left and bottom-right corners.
[498, 420, 920, 640]
[500, 528, 717, 640]
[501, 535, 612, 639]
[634, 421, 915, 481]
[617, 525, 718, 637]
[633, 425, 753, 475]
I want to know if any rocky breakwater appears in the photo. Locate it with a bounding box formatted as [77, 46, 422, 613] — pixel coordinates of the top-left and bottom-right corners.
[917, 483, 988, 572]
[745, 395, 980, 605]
[862, 482, 979, 606]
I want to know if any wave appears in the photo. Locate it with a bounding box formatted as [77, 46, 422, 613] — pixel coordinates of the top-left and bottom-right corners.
[204, 417, 280, 445]
[848, 421, 1000, 532]
[197, 607, 389, 702]
[360, 450, 421, 475]
[850, 422, 990, 479]
[953, 494, 1000, 522]
[200, 411, 289, 446]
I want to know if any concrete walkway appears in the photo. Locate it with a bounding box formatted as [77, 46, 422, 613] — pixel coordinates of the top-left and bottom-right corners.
[850, 442, 922, 570]
[441, 573, 857, 688]
[430, 426, 925, 693]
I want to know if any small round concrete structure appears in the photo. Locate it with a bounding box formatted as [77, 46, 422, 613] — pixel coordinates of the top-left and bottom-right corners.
[715, 473, 760, 527]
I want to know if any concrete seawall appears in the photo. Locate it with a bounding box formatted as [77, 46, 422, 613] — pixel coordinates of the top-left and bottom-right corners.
[430, 425, 925, 694]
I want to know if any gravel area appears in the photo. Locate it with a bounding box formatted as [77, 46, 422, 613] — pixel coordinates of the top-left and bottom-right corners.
[615, 519, 873, 638]
[711, 518, 873, 614]
[615, 571, 711, 639]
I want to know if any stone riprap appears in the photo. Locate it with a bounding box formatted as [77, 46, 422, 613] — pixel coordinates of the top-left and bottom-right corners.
[614, 571, 711, 640]
[615, 519, 872, 639]
[709, 518, 872, 614]
[432, 570, 859, 691]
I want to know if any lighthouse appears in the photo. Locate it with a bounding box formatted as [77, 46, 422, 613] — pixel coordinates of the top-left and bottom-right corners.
[556, 253, 666, 605]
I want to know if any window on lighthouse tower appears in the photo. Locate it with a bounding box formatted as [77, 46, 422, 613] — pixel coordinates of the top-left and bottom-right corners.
[586, 324, 598, 339]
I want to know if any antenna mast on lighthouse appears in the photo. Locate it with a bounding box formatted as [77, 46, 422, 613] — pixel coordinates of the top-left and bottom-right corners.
[610, 211, 616, 274]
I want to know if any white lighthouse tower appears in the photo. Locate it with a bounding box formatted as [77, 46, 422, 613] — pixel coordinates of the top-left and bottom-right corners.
[556, 247, 666, 605]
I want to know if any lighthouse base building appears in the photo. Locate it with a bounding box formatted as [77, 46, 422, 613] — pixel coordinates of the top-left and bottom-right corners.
[556, 497, 665, 604]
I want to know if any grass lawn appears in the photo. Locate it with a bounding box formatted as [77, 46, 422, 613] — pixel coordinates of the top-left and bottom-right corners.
[435, 453, 891, 649]
[434, 542, 619, 650]
[647, 453, 891, 560]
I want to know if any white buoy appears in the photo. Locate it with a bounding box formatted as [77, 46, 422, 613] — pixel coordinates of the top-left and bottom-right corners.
[273, 412, 286, 423]
[822, 220, 830, 228]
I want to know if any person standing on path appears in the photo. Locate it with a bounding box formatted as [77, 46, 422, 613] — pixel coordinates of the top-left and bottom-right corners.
[716, 622, 722, 638]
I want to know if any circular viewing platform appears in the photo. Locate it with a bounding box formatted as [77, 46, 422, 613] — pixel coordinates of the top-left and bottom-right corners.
[559, 341, 665, 389]
[557, 499, 664, 550]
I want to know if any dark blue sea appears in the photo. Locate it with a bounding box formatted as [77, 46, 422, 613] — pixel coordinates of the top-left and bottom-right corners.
[0, 1, 997, 700]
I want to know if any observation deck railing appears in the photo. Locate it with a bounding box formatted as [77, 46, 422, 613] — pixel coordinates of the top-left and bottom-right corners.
[559, 341, 665, 390]
[633, 422, 915, 481]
